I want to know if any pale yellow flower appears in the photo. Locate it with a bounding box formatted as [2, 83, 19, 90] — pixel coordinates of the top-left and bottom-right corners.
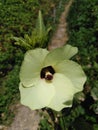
[19, 44, 86, 111]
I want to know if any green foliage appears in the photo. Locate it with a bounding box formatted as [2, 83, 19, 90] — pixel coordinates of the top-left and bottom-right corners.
[61, 105, 85, 128]
[0, 43, 24, 125]
[39, 118, 53, 130]
[0, 65, 20, 124]
[67, 0, 98, 49]
[0, 43, 14, 76]
[12, 10, 52, 50]
[67, 0, 98, 90]
[0, 43, 24, 76]
[93, 124, 98, 130]
[66, 0, 98, 129]
[39, 109, 55, 130]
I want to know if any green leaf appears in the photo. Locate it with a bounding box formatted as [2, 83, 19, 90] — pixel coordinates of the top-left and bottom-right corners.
[12, 10, 52, 50]
[33, 10, 52, 47]
[91, 81, 98, 100]
[12, 36, 32, 50]
[93, 124, 98, 130]
[36, 10, 46, 38]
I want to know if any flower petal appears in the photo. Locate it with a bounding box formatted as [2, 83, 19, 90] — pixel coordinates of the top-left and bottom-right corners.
[47, 73, 76, 111]
[20, 48, 49, 87]
[44, 44, 78, 66]
[19, 79, 55, 110]
[54, 60, 86, 91]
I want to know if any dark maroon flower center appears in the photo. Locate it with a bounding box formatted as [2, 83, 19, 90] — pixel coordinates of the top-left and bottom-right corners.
[40, 66, 55, 81]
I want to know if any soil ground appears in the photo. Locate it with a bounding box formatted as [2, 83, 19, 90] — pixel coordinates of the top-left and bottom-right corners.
[48, 0, 73, 50]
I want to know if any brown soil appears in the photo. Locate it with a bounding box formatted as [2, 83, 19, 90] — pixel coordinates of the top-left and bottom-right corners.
[0, 0, 73, 130]
[8, 104, 41, 130]
[48, 0, 73, 50]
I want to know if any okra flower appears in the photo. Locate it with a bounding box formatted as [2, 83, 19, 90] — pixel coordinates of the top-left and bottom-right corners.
[19, 44, 86, 111]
